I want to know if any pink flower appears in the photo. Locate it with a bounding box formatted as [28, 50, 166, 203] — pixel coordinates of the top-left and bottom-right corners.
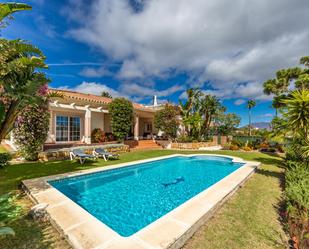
[38, 84, 49, 96]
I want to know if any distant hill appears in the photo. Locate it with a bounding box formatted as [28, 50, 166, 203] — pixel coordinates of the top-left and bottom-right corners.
[241, 122, 271, 130]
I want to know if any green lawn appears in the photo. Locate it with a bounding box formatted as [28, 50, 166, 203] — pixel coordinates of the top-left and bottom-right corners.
[0, 150, 288, 248]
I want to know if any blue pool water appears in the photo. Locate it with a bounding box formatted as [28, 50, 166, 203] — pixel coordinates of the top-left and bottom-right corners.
[49, 155, 243, 236]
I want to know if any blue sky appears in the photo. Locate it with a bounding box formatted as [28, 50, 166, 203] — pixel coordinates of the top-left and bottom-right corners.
[2, 0, 309, 126]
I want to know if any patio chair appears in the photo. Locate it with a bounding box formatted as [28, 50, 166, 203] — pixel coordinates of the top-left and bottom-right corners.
[70, 148, 97, 164]
[93, 147, 119, 161]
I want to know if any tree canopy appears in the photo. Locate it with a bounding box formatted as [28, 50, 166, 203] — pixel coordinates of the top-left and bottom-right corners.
[0, 3, 51, 140]
[179, 88, 227, 140]
[101, 91, 112, 98]
[108, 98, 133, 141]
[0, 2, 31, 22]
[216, 113, 241, 136]
[263, 56, 309, 159]
[154, 103, 179, 140]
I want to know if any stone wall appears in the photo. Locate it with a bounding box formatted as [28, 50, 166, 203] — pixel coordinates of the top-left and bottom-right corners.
[38, 144, 130, 161]
[171, 136, 229, 150]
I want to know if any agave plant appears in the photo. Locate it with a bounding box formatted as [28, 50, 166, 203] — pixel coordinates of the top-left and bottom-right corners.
[0, 223, 15, 236]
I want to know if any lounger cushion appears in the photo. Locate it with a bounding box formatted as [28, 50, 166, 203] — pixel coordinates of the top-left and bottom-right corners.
[72, 149, 95, 158]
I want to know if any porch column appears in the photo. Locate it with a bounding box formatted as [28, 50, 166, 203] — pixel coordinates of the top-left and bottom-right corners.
[84, 108, 91, 144]
[47, 110, 55, 143]
[134, 115, 139, 140]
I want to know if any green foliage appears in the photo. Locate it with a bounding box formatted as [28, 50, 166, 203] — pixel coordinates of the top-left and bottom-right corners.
[91, 128, 106, 143]
[282, 90, 309, 137]
[0, 152, 11, 168]
[0, 193, 23, 223]
[285, 162, 309, 210]
[216, 113, 240, 135]
[0, 37, 50, 140]
[285, 162, 309, 248]
[247, 99, 256, 109]
[200, 94, 225, 136]
[14, 104, 50, 161]
[231, 139, 246, 148]
[263, 56, 309, 109]
[0, 2, 31, 23]
[183, 112, 203, 139]
[0, 226, 15, 236]
[247, 99, 256, 136]
[108, 98, 133, 141]
[101, 91, 112, 98]
[154, 103, 179, 140]
[179, 88, 227, 140]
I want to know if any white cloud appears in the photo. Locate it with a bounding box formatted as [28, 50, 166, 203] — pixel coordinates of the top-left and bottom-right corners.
[58, 82, 122, 98]
[119, 83, 184, 98]
[79, 67, 112, 78]
[57, 81, 184, 101]
[234, 99, 245, 106]
[35, 15, 57, 38]
[259, 113, 274, 118]
[64, 0, 309, 100]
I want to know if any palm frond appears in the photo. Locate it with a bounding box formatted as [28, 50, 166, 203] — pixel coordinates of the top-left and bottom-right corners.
[0, 3, 31, 22]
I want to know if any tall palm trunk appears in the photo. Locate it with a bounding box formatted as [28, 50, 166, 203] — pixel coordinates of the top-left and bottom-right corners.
[248, 108, 252, 136]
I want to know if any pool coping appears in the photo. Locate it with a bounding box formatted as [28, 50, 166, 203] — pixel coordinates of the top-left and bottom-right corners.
[22, 154, 260, 249]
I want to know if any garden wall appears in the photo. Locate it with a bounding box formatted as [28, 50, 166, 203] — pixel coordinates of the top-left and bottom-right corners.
[38, 144, 129, 161]
[171, 136, 229, 150]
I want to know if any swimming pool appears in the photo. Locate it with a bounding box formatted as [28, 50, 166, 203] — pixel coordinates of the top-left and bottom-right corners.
[49, 155, 243, 237]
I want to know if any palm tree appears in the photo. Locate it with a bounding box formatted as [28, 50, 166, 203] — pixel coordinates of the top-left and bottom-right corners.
[272, 95, 287, 117]
[0, 39, 49, 140]
[282, 90, 309, 138]
[0, 2, 31, 22]
[200, 95, 225, 137]
[247, 99, 256, 136]
[179, 88, 202, 135]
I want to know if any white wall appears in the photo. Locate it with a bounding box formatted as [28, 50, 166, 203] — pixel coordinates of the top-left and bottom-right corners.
[91, 112, 104, 131]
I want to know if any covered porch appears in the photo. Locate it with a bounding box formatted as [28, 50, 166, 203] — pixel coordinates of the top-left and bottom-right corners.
[45, 90, 159, 150]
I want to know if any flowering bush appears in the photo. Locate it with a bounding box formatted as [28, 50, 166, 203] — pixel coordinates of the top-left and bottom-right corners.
[14, 104, 50, 161]
[91, 128, 106, 143]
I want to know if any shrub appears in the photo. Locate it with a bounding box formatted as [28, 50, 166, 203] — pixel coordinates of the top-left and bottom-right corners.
[242, 146, 252, 151]
[285, 163, 309, 212]
[154, 103, 179, 141]
[275, 144, 285, 153]
[91, 128, 106, 143]
[14, 104, 50, 161]
[222, 143, 231, 150]
[108, 98, 134, 141]
[247, 140, 260, 150]
[230, 144, 239, 150]
[260, 142, 269, 149]
[105, 132, 115, 142]
[231, 139, 245, 148]
[0, 153, 11, 168]
[285, 163, 309, 249]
